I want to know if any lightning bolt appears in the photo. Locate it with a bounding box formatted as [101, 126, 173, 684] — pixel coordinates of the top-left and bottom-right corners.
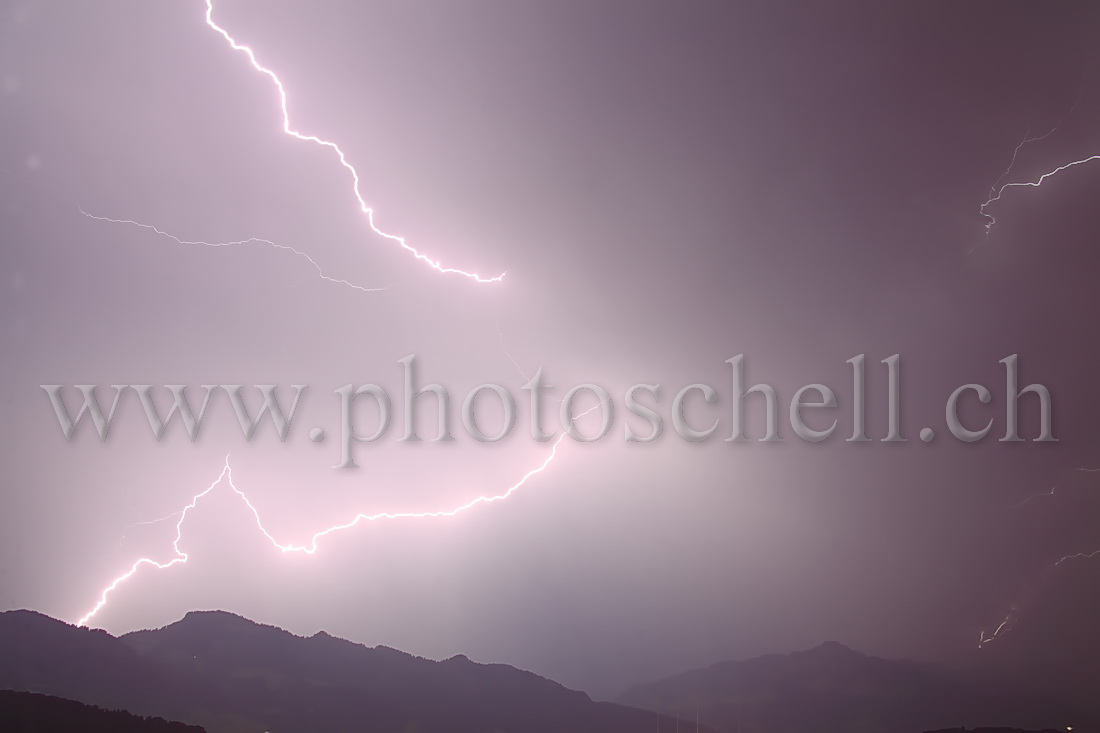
[979, 535, 1100, 648]
[979, 617, 1012, 648]
[497, 321, 534, 385]
[979, 467, 1100, 647]
[77, 433, 572, 628]
[979, 153, 1100, 239]
[1011, 484, 1060, 510]
[1048, 468, 1100, 569]
[80, 210, 389, 294]
[1011, 467, 1100, 509]
[121, 510, 185, 533]
[199, 0, 505, 284]
[1054, 548, 1100, 566]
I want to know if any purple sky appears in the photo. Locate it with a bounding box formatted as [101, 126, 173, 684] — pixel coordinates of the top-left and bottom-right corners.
[3, 0, 1100, 704]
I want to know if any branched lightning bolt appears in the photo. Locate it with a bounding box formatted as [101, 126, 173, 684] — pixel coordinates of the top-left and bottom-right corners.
[200, 0, 505, 284]
[77, 193, 576, 627]
[77, 433, 573, 628]
[80, 210, 389, 294]
[975, 92, 1096, 247]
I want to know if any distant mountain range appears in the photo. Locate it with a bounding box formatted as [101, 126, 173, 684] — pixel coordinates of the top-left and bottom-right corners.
[0, 609, 700, 733]
[617, 640, 1094, 733]
[0, 610, 1092, 733]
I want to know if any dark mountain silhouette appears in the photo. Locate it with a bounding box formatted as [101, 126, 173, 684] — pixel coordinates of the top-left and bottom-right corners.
[0, 609, 222, 722]
[0, 690, 204, 732]
[926, 728, 1066, 733]
[0, 609, 703, 733]
[617, 641, 1094, 733]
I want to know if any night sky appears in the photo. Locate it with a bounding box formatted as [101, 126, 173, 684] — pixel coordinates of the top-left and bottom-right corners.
[3, 0, 1100, 707]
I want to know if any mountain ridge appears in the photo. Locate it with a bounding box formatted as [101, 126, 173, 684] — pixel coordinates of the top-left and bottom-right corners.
[0, 609, 700, 733]
[617, 640, 1094, 733]
[2, 609, 1092, 733]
